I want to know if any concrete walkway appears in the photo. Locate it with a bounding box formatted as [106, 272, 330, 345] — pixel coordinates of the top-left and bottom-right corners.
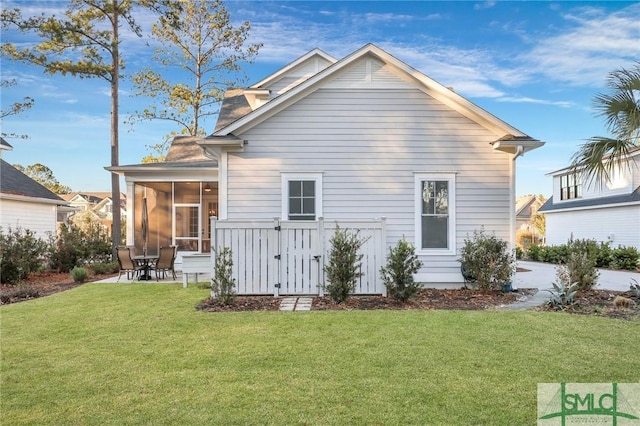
[279, 297, 313, 311]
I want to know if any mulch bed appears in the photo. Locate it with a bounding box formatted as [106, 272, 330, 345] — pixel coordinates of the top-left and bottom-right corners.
[196, 288, 535, 312]
[0, 272, 116, 305]
[537, 289, 640, 320]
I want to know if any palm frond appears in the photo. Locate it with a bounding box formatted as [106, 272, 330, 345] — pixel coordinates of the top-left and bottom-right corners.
[570, 137, 634, 188]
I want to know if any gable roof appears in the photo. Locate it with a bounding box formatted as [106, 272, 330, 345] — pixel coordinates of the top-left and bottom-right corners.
[250, 48, 337, 90]
[0, 159, 66, 204]
[211, 43, 543, 155]
[0, 137, 13, 151]
[515, 195, 545, 216]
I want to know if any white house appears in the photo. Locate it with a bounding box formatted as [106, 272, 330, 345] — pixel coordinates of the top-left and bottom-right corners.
[109, 44, 544, 294]
[539, 149, 640, 250]
[0, 138, 69, 238]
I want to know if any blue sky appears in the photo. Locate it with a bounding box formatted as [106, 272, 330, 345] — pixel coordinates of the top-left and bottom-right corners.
[2, 1, 639, 197]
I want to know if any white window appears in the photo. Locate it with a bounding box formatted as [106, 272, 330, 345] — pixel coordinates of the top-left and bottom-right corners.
[281, 173, 323, 221]
[415, 173, 456, 255]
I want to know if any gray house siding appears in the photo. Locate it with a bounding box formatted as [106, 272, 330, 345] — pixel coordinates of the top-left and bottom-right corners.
[226, 84, 511, 281]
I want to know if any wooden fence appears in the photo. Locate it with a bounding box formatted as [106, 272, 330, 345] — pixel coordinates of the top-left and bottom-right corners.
[211, 217, 387, 296]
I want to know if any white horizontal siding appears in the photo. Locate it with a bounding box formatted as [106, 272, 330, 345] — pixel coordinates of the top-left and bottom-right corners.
[546, 205, 640, 250]
[0, 199, 57, 239]
[227, 86, 511, 283]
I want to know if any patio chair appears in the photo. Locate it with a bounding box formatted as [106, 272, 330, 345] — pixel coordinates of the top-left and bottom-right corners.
[116, 246, 144, 282]
[154, 245, 177, 281]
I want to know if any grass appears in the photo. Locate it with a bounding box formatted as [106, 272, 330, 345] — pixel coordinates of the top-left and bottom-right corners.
[1, 283, 639, 425]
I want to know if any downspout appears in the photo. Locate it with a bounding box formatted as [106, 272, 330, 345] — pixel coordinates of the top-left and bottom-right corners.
[510, 145, 524, 257]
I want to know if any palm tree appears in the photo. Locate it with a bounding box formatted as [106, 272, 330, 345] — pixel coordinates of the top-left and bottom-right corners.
[571, 62, 640, 186]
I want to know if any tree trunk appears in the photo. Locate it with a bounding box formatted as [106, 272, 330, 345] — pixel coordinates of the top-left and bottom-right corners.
[109, 8, 121, 260]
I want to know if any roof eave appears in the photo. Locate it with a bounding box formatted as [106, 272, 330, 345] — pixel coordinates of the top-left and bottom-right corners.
[0, 192, 70, 206]
[196, 136, 245, 160]
[492, 138, 545, 155]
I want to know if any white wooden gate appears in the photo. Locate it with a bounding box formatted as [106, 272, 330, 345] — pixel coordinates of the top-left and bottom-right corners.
[211, 217, 387, 296]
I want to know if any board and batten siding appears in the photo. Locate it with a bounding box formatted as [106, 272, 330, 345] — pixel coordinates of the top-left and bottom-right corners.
[225, 59, 513, 284]
[0, 199, 58, 239]
[546, 205, 640, 250]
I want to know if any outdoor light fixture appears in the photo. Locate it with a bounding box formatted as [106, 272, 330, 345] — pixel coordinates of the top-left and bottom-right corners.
[204, 183, 212, 192]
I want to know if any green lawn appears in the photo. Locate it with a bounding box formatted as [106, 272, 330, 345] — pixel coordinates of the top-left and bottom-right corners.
[1, 283, 639, 425]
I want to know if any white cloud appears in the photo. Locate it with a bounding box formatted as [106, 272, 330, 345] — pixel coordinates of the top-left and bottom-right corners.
[474, 1, 497, 11]
[497, 96, 574, 108]
[522, 3, 640, 86]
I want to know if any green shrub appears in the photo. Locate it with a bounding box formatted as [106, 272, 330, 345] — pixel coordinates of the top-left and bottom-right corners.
[564, 251, 599, 291]
[541, 245, 570, 264]
[459, 228, 515, 291]
[48, 223, 112, 273]
[211, 246, 236, 305]
[0, 226, 50, 285]
[595, 243, 613, 268]
[515, 246, 524, 260]
[71, 267, 89, 283]
[526, 244, 542, 261]
[323, 226, 368, 303]
[610, 246, 640, 271]
[380, 239, 423, 302]
[567, 238, 599, 264]
[90, 261, 119, 275]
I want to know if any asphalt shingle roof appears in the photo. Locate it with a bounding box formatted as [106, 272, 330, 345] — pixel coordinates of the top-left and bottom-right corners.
[539, 187, 640, 212]
[0, 159, 64, 201]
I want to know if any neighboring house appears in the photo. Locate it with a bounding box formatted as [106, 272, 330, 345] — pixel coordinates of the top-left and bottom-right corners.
[0, 138, 70, 238]
[515, 195, 546, 244]
[539, 149, 640, 250]
[59, 192, 127, 231]
[109, 44, 544, 293]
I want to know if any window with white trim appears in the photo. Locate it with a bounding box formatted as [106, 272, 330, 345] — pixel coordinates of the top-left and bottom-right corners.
[281, 173, 322, 221]
[415, 173, 456, 254]
[560, 173, 582, 200]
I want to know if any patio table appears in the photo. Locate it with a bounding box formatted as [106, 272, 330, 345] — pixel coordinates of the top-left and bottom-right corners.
[133, 255, 159, 281]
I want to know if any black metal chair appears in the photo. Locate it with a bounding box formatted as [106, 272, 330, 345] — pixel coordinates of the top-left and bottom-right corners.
[154, 245, 177, 281]
[116, 246, 144, 282]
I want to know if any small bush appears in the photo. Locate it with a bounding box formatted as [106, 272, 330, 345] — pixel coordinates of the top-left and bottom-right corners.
[0, 226, 50, 285]
[546, 265, 579, 310]
[324, 226, 368, 303]
[211, 246, 236, 305]
[48, 223, 111, 273]
[541, 245, 570, 264]
[610, 246, 640, 271]
[515, 246, 524, 260]
[459, 228, 514, 291]
[0, 286, 40, 304]
[71, 267, 89, 283]
[90, 261, 119, 275]
[526, 244, 542, 261]
[564, 251, 599, 291]
[595, 243, 613, 268]
[380, 239, 423, 302]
